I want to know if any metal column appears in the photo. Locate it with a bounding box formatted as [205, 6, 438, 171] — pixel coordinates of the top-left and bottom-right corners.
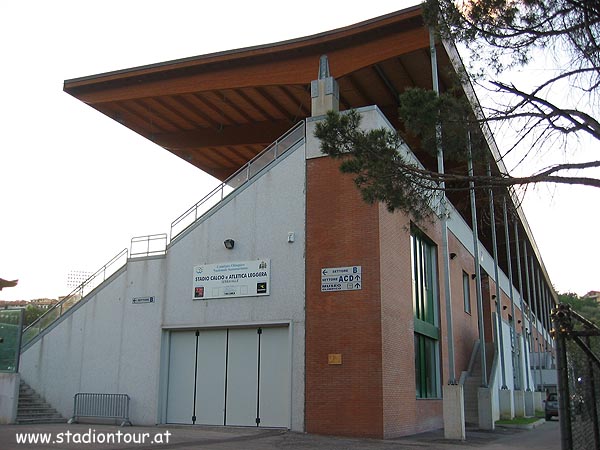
[503, 197, 519, 389]
[430, 28, 456, 384]
[530, 258, 543, 390]
[523, 242, 537, 390]
[514, 223, 531, 391]
[468, 135, 487, 387]
[488, 165, 508, 389]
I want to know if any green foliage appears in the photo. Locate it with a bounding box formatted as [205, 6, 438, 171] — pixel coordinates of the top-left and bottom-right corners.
[559, 292, 600, 326]
[313, 110, 438, 222]
[496, 416, 541, 425]
[313, 89, 487, 222]
[23, 305, 45, 327]
[398, 87, 482, 161]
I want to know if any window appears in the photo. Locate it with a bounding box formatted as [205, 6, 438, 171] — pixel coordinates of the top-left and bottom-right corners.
[463, 271, 471, 314]
[411, 228, 441, 399]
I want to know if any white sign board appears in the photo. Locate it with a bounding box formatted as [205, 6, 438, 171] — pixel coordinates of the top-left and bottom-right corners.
[193, 260, 270, 300]
[321, 266, 362, 292]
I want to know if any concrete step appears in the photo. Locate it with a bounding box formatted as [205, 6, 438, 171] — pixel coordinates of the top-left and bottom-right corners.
[17, 398, 46, 405]
[18, 407, 61, 415]
[17, 381, 65, 425]
[17, 417, 66, 424]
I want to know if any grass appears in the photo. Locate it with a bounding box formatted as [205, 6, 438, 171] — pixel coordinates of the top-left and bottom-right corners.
[496, 416, 542, 425]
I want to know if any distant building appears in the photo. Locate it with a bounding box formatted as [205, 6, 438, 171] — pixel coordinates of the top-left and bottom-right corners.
[0, 299, 58, 310]
[583, 291, 600, 302]
[0, 300, 28, 309]
[28, 298, 59, 310]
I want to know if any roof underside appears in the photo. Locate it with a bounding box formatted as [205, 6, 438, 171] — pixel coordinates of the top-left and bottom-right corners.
[64, 6, 450, 181]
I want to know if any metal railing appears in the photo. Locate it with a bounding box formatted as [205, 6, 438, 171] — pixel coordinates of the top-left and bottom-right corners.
[20, 122, 305, 348]
[130, 234, 167, 258]
[21, 248, 129, 347]
[170, 121, 305, 240]
[69, 393, 132, 426]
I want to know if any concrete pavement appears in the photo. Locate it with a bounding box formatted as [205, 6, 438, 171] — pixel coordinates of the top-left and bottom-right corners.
[0, 420, 560, 450]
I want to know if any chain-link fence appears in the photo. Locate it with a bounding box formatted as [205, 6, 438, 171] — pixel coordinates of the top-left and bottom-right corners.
[552, 303, 600, 450]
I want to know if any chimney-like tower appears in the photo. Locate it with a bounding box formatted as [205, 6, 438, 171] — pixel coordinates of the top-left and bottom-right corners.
[310, 55, 339, 116]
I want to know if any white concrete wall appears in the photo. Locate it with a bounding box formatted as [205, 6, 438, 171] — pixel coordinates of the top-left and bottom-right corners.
[19, 257, 166, 425]
[160, 141, 306, 430]
[0, 373, 19, 424]
[19, 137, 306, 429]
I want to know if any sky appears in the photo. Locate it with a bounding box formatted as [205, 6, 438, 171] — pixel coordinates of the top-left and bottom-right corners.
[0, 0, 597, 302]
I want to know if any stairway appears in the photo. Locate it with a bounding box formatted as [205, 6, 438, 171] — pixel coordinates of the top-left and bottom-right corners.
[17, 381, 65, 424]
[463, 343, 495, 426]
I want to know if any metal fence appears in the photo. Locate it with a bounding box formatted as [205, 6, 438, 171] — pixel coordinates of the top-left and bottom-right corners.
[552, 303, 600, 450]
[69, 393, 131, 426]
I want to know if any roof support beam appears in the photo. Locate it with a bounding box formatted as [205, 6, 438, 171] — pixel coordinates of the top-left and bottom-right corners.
[373, 64, 400, 105]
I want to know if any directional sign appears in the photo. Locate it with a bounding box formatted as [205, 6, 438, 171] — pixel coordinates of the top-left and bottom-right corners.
[132, 296, 155, 304]
[321, 266, 362, 292]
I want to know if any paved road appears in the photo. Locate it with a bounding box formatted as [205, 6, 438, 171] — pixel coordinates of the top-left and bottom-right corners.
[0, 420, 560, 450]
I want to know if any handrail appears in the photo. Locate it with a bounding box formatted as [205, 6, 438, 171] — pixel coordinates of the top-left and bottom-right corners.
[170, 121, 305, 240]
[20, 121, 306, 349]
[130, 234, 167, 258]
[21, 248, 129, 347]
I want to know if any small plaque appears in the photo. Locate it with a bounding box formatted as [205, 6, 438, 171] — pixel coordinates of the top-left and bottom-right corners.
[328, 353, 342, 365]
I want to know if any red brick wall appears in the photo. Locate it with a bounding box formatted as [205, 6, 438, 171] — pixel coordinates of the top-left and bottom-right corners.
[305, 156, 384, 438]
[305, 155, 495, 438]
[378, 204, 418, 437]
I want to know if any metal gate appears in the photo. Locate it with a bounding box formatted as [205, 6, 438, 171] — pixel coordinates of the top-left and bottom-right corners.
[552, 303, 600, 450]
[165, 327, 290, 428]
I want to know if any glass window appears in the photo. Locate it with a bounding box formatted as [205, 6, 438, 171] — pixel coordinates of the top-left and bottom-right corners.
[463, 271, 471, 314]
[411, 228, 441, 399]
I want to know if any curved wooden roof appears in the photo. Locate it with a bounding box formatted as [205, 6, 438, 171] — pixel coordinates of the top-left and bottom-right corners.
[64, 5, 455, 180]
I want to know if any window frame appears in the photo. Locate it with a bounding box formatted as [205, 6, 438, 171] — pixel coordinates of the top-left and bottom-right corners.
[463, 270, 472, 315]
[411, 227, 441, 399]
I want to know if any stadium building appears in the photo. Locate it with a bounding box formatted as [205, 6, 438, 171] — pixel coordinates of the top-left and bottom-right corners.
[17, 6, 556, 438]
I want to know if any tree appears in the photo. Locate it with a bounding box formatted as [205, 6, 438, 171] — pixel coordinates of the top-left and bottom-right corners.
[315, 0, 600, 218]
[23, 305, 45, 327]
